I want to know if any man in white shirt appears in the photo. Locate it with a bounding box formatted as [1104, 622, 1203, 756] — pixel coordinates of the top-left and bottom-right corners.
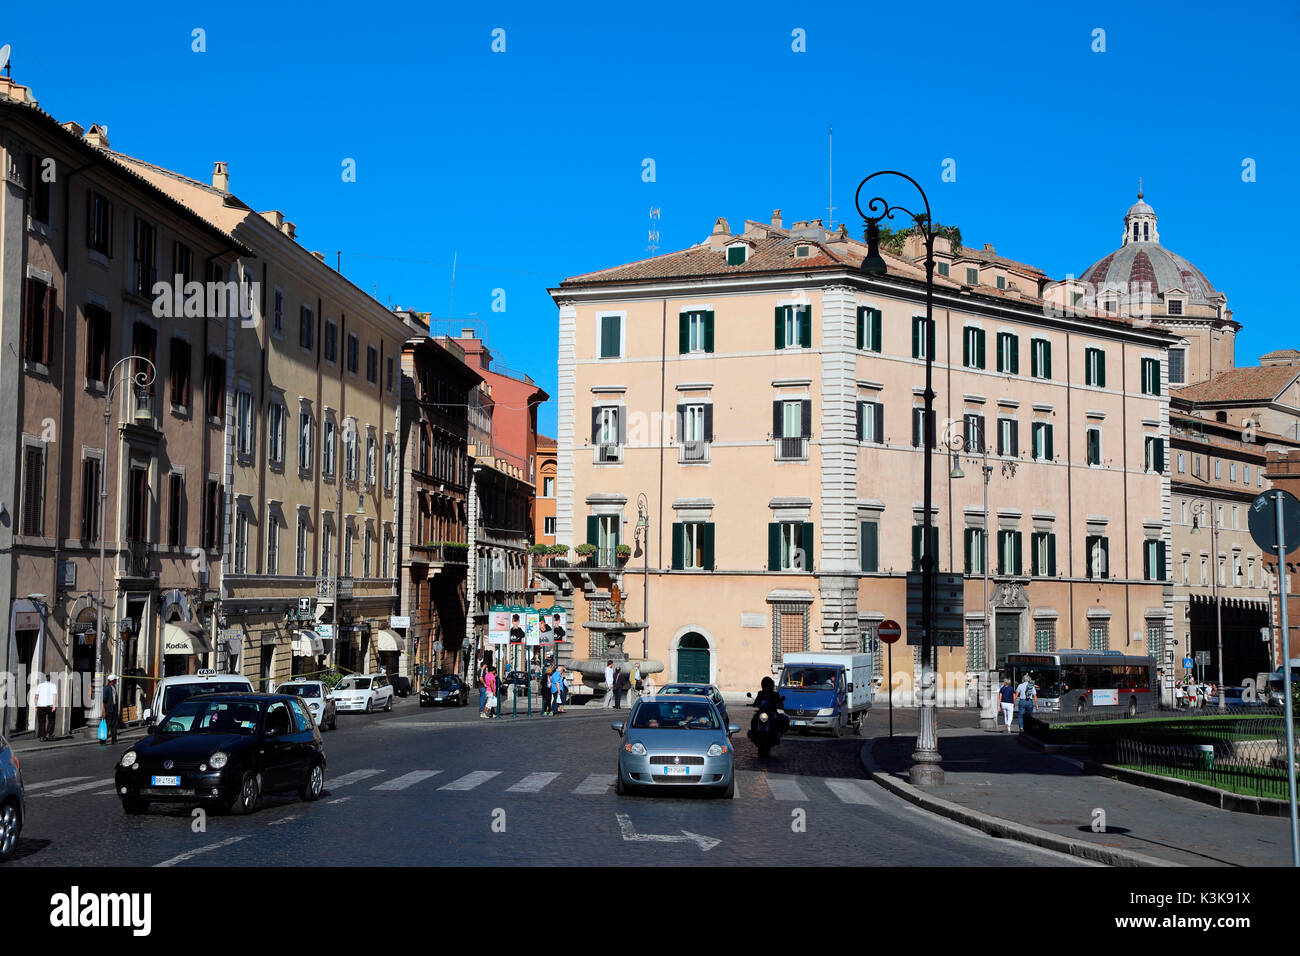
[33, 674, 58, 741]
[1013, 678, 1036, 731]
[603, 660, 615, 709]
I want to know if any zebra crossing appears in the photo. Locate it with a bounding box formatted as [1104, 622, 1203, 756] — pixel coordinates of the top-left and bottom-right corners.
[23, 769, 881, 806]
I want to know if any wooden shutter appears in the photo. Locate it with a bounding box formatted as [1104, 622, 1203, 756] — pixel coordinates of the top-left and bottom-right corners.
[1098, 351, 1106, 388]
[1154, 437, 1164, 473]
[801, 522, 814, 571]
[773, 401, 783, 439]
[675, 404, 686, 444]
[799, 307, 811, 349]
[1045, 424, 1054, 460]
[912, 409, 920, 448]
[856, 308, 865, 350]
[977, 330, 985, 369]
[1010, 420, 1019, 457]
[800, 400, 812, 438]
[861, 521, 877, 572]
[774, 307, 785, 349]
[703, 404, 713, 442]
[1047, 534, 1056, 577]
[871, 309, 882, 352]
[702, 523, 715, 570]
[963, 329, 970, 367]
[1044, 342, 1052, 379]
[703, 311, 714, 353]
[586, 515, 598, 547]
[679, 314, 689, 353]
[22, 445, 44, 536]
[856, 402, 864, 442]
[912, 525, 922, 570]
[591, 406, 601, 444]
[925, 410, 935, 449]
[965, 528, 973, 574]
[1101, 538, 1109, 578]
[1010, 335, 1019, 374]
[911, 317, 920, 358]
[671, 522, 684, 570]
[768, 523, 781, 571]
[1013, 532, 1023, 575]
[1156, 542, 1166, 581]
[874, 403, 884, 443]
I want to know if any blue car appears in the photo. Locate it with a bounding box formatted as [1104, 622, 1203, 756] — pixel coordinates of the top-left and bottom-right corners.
[0, 734, 25, 862]
[613, 694, 739, 799]
[656, 682, 729, 727]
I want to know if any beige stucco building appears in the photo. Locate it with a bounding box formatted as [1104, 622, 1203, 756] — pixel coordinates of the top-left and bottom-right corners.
[548, 209, 1176, 699]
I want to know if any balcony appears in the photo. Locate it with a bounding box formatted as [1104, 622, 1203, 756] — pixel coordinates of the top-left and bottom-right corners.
[775, 437, 808, 462]
[595, 444, 623, 464]
[679, 441, 710, 464]
[120, 541, 152, 578]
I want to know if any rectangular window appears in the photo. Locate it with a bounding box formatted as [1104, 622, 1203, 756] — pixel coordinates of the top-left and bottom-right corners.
[1086, 535, 1109, 579]
[1031, 531, 1056, 577]
[172, 242, 194, 286]
[543, 476, 555, 497]
[366, 434, 377, 486]
[1143, 540, 1166, 581]
[234, 509, 248, 573]
[996, 275, 1006, 290]
[859, 401, 883, 444]
[911, 316, 934, 360]
[236, 390, 254, 458]
[324, 320, 337, 364]
[87, 189, 113, 255]
[544, 516, 556, 535]
[126, 463, 149, 543]
[964, 527, 986, 575]
[29, 153, 52, 224]
[599, 314, 621, 358]
[861, 521, 879, 573]
[344, 526, 354, 577]
[1144, 436, 1164, 473]
[963, 326, 986, 369]
[323, 419, 337, 477]
[1214, 459, 1221, 480]
[965, 267, 978, 285]
[1089, 623, 1109, 652]
[911, 524, 940, 572]
[169, 338, 192, 409]
[81, 456, 102, 541]
[596, 407, 622, 446]
[1141, 357, 1161, 395]
[963, 413, 985, 453]
[299, 410, 313, 472]
[364, 529, 373, 578]
[1169, 348, 1186, 385]
[203, 479, 222, 551]
[205, 353, 225, 420]
[1168, 299, 1183, 316]
[267, 514, 280, 575]
[770, 521, 812, 571]
[384, 436, 395, 492]
[727, 245, 746, 265]
[345, 423, 358, 482]
[857, 307, 882, 353]
[133, 218, 157, 297]
[936, 262, 949, 277]
[997, 530, 1022, 576]
[997, 418, 1018, 457]
[347, 334, 359, 374]
[367, 346, 379, 384]
[85, 305, 111, 383]
[677, 522, 710, 570]
[321, 522, 333, 577]
[23, 276, 55, 366]
[383, 526, 393, 579]
[22, 444, 46, 536]
[387, 356, 394, 393]
[775, 305, 811, 350]
[1031, 421, 1053, 461]
[1035, 621, 1056, 653]
[1178, 453, 1186, 474]
[1086, 426, 1102, 466]
[1085, 347, 1106, 387]
[132, 322, 157, 403]
[996, 332, 1019, 374]
[300, 305, 314, 351]
[1031, 338, 1052, 379]
[268, 403, 285, 465]
[272, 289, 283, 337]
[167, 473, 184, 548]
[296, 515, 308, 576]
[911, 407, 936, 449]
[1230, 462, 1238, 482]
[680, 310, 714, 354]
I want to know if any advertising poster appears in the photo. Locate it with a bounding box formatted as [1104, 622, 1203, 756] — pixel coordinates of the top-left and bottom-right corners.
[489, 606, 510, 645]
[547, 607, 567, 643]
[508, 607, 526, 644]
[525, 607, 542, 646]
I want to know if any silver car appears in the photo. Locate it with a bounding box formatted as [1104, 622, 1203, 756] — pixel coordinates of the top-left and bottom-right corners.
[613, 694, 739, 798]
[0, 734, 25, 862]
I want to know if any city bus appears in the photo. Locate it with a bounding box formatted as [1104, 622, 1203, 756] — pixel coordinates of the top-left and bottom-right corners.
[1004, 650, 1160, 717]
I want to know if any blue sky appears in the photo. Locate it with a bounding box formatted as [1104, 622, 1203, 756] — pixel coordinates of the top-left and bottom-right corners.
[8, 0, 1298, 435]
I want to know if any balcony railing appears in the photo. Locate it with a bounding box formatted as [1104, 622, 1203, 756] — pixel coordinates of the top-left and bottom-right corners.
[775, 437, 808, 461]
[121, 541, 151, 577]
[679, 441, 710, 463]
[543, 550, 623, 570]
[596, 444, 623, 464]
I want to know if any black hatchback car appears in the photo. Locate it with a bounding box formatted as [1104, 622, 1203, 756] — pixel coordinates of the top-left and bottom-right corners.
[419, 674, 468, 707]
[114, 693, 326, 816]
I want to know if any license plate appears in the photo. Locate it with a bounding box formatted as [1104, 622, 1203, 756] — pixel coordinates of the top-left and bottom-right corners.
[791, 719, 807, 726]
[151, 775, 180, 786]
[662, 765, 690, 776]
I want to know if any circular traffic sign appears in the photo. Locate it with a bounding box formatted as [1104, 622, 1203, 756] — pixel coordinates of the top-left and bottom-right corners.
[878, 620, 902, 645]
[1248, 490, 1300, 556]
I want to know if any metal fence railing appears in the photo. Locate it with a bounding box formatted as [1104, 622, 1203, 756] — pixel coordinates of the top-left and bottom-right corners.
[1033, 705, 1287, 728]
[1092, 735, 1296, 801]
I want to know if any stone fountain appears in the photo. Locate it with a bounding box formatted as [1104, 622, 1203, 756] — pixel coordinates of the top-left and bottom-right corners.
[568, 584, 663, 697]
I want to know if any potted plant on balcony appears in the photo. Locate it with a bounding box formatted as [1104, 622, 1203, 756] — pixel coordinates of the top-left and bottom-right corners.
[442, 541, 468, 562]
[529, 543, 551, 565]
[616, 544, 632, 564]
[575, 543, 597, 565]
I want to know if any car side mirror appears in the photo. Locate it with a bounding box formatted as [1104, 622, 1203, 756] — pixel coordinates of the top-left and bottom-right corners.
[727, 724, 740, 736]
[745, 692, 753, 699]
[611, 721, 625, 735]
[142, 708, 152, 721]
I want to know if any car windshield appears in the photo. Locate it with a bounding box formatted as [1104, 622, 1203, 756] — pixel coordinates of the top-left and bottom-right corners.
[158, 699, 262, 735]
[276, 684, 320, 698]
[660, 685, 706, 696]
[780, 666, 839, 690]
[338, 677, 371, 690]
[162, 682, 252, 714]
[630, 700, 719, 730]
[436, 676, 460, 689]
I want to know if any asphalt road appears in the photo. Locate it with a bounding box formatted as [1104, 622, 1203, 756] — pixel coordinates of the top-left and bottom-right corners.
[7, 697, 1084, 867]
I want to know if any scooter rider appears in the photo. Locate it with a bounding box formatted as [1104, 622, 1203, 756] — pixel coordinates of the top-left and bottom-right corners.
[750, 676, 788, 732]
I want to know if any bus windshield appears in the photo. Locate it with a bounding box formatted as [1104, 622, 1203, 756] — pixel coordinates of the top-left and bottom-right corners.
[1009, 664, 1062, 700]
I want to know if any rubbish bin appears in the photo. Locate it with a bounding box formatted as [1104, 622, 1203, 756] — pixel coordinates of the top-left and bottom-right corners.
[1197, 744, 1214, 771]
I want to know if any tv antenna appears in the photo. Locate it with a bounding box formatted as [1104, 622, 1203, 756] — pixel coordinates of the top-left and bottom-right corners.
[826, 124, 835, 230]
[646, 207, 661, 255]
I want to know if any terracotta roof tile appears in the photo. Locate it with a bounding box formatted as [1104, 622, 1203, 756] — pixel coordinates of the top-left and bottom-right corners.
[1172, 365, 1300, 404]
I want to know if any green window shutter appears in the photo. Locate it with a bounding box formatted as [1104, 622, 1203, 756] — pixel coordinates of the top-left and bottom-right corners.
[1047, 534, 1056, 577]
[1010, 335, 1019, 374]
[1098, 351, 1106, 388]
[912, 317, 920, 359]
[963, 330, 970, 367]
[1014, 532, 1023, 575]
[1031, 534, 1039, 577]
[1157, 542, 1166, 581]
[768, 523, 781, 571]
[774, 307, 785, 350]
[862, 522, 878, 573]
[929, 527, 939, 569]
[799, 307, 812, 349]
[704, 311, 714, 353]
[977, 329, 986, 369]
[801, 522, 814, 571]
[1152, 360, 1161, 395]
[964, 528, 972, 574]
[1046, 425, 1054, 461]
[911, 525, 922, 571]
[671, 522, 684, 570]
[679, 314, 689, 354]
[1101, 538, 1110, 579]
[857, 307, 865, 351]
[1154, 437, 1164, 473]
[702, 523, 715, 571]
[600, 315, 620, 358]
[1143, 542, 1151, 580]
[586, 515, 598, 547]
[871, 310, 882, 353]
[1044, 343, 1052, 379]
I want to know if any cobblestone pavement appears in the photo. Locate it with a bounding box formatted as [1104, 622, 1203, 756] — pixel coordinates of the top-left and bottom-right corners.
[7, 698, 1085, 866]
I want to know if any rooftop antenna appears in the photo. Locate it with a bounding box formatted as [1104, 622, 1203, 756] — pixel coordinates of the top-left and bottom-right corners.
[449, 250, 457, 320]
[826, 124, 835, 231]
[0, 44, 11, 78]
[646, 206, 661, 255]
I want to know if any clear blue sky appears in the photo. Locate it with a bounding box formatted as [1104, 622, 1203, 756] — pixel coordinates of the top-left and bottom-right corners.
[8, 0, 1298, 435]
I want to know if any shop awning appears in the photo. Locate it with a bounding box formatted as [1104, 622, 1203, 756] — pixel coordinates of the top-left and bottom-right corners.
[293, 630, 324, 656]
[376, 629, 403, 653]
[163, 621, 213, 656]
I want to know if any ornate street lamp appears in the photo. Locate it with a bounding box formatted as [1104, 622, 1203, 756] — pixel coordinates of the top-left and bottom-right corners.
[856, 170, 943, 785]
[634, 492, 649, 659]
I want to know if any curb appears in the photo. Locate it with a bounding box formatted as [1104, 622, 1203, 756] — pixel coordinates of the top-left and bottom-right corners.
[1084, 760, 1292, 817]
[858, 740, 1180, 868]
[11, 726, 147, 756]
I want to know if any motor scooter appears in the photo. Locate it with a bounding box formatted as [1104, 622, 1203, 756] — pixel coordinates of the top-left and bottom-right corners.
[746, 691, 788, 758]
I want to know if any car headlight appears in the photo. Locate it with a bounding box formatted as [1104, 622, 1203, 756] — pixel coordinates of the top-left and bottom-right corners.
[817, 708, 834, 716]
[624, 741, 647, 756]
[707, 743, 727, 757]
[119, 750, 137, 768]
[309, 702, 321, 711]
[209, 751, 229, 770]
[758, 712, 769, 722]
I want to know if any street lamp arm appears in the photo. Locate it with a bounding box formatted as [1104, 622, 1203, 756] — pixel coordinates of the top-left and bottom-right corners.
[854, 170, 934, 235]
[106, 354, 157, 402]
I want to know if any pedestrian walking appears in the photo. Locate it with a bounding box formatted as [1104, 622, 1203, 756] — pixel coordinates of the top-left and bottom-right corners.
[34, 674, 58, 741]
[477, 658, 488, 716]
[603, 660, 615, 709]
[557, 665, 569, 712]
[997, 678, 1015, 732]
[644, 672, 657, 696]
[1014, 675, 1036, 730]
[631, 662, 642, 706]
[549, 666, 565, 715]
[483, 666, 498, 718]
[541, 665, 553, 715]
[102, 674, 120, 745]
[614, 666, 629, 709]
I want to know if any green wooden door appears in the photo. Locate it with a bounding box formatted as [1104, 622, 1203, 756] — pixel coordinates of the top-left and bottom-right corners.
[676, 633, 710, 683]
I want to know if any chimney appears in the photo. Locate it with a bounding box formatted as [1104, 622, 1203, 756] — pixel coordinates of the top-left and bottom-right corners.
[771, 209, 783, 229]
[282, 221, 296, 240]
[983, 242, 995, 253]
[260, 210, 284, 230]
[461, 328, 475, 339]
[708, 217, 731, 249]
[212, 161, 229, 192]
[85, 124, 110, 148]
[310, 251, 325, 263]
[61, 120, 84, 138]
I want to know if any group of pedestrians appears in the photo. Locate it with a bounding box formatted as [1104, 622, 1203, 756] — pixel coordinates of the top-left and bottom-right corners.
[475, 657, 571, 718]
[997, 676, 1038, 731]
[601, 660, 650, 709]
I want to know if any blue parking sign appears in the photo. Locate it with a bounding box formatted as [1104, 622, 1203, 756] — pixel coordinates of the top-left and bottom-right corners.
[1182, 657, 1194, 669]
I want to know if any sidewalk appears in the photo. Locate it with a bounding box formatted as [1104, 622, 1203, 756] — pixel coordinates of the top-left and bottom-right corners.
[860, 707, 1293, 867]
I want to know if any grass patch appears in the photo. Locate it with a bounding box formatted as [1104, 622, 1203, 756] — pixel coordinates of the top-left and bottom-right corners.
[1114, 762, 1291, 801]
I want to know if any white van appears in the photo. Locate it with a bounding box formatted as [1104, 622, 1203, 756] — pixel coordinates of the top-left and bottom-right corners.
[143, 669, 255, 730]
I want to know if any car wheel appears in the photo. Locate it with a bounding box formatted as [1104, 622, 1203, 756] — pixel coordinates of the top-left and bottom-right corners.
[120, 797, 148, 816]
[365, 698, 373, 714]
[1127, 697, 1138, 718]
[0, 800, 22, 860]
[1075, 698, 1086, 714]
[615, 769, 627, 796]
[718, 775, 735, 799]
[386, 695, 393, 712]
[831, 715, 844, 738]
[300, 762, 325, 802]
[230, 772, 259, 815]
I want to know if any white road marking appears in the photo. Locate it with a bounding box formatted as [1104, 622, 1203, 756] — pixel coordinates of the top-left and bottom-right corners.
[154, 835, 249, 868]
[506, 772, 561, 793]
[573, 774, 615, 794]
[328, 769, 383, 789]
[23, 776, 92, 793]
[327, 796, 352, 805]
[824, 779, 878, 805]
[371, 770, 443, 791]
[765, 776, 807, 801]
[31, 777, 116, 798]
[268, 815, 297, 826]
[615, 813, 720, 851]
[438, 771, 502, 791]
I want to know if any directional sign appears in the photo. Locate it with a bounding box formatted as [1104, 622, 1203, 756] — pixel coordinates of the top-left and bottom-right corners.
[1248, 490, 1300, 556]
[878, 620, 902, 645]
[906, 571, 965, 646]
[1183, 657, 1194, 669]
[1195, 651, 1211, 666]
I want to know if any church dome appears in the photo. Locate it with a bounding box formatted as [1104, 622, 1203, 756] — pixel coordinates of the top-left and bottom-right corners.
[1080, 187, 1222, 307]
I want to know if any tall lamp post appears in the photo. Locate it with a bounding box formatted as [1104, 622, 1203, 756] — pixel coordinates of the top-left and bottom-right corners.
[947, 427, 994, 723]
[1190, 499, 1226, 710]
[93, 355, 156, 723]
[856, 170, 943, 785]
[633, 493, 649, 660]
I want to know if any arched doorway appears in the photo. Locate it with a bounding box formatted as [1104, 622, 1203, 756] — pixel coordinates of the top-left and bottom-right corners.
[71, 608, 98, 729]
[676, 632, 710, 684]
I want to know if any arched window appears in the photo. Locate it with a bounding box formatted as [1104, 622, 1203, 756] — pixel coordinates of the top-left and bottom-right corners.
[1143, 222, 1149, 240]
